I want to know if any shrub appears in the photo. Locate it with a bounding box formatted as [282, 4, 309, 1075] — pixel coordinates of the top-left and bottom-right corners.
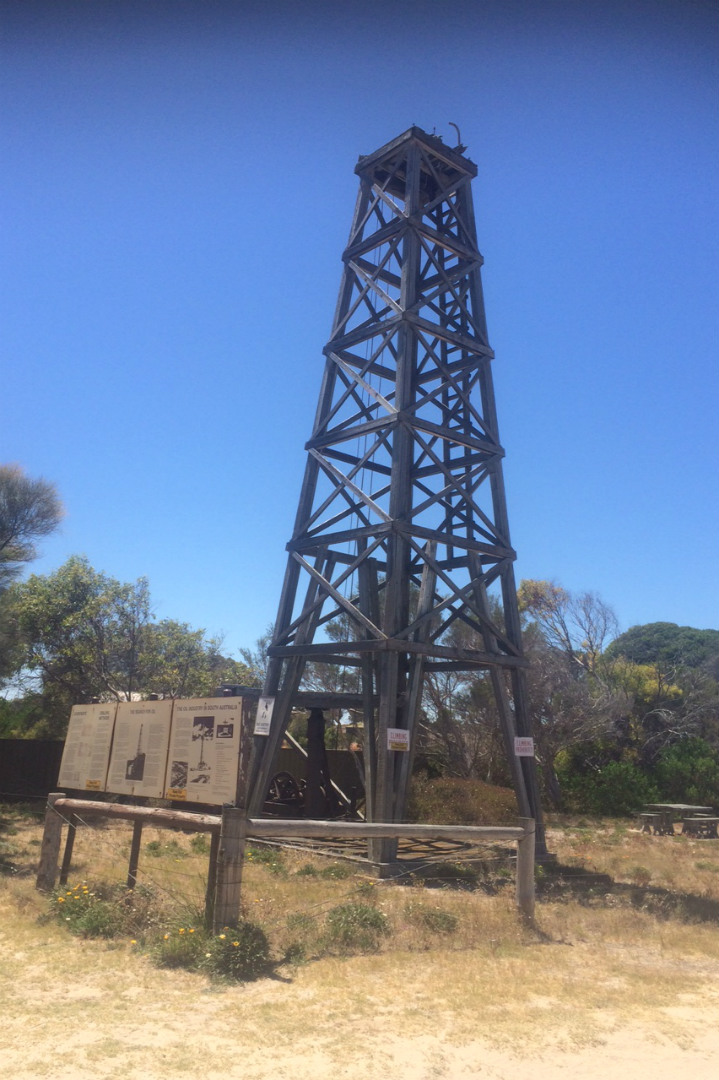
[53, 881, 204, 952]
[203, 923, 272, 981]
[654, 739, 719, 806]
[407, 775, 518, 825]
[323, 902, 389, 953]
[53, 882, 127, 938]
[151, 925, 208, 969]
[557, 759, 658, 816]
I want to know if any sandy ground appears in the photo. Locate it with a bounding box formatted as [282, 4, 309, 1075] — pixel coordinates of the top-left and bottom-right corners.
[2, 938, 718, 1080]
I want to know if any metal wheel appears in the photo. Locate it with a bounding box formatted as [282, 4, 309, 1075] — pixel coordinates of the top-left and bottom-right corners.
[267, 771, 302, 803]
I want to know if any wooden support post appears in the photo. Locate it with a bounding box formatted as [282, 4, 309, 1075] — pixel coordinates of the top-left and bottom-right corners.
[304, 708, 327, 818]
[126, 820, 144, 890]
[516, 820, 536, 922]
[36, 793, 64, 893]
[204, 830, 221, 930]
[212, 805, 247, 933]
[59, 813, 77, 886]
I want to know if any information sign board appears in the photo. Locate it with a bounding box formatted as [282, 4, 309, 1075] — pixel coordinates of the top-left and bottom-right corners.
[107, 700, 173, 799]
[58, 702, 117, 792]
[165, 697, 244, 804]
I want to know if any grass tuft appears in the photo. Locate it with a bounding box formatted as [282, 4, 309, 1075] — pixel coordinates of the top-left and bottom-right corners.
[323, 902, 389, 953]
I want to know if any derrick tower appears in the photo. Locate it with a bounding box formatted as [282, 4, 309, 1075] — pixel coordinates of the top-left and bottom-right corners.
[248, 127, 545, 857]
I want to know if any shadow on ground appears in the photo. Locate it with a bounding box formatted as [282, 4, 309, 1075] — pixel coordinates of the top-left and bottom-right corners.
[536, 861, 719, 924]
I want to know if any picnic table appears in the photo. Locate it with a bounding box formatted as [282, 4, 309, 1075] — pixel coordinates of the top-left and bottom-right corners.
[682, 817, 719, 838]
[639, 804, 716, 836]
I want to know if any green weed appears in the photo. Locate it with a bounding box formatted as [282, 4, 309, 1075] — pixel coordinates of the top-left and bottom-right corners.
[144, 839, 188, 859]
[246, 845, 286, 875]
[323, 902, 389, 953]
[405, 902, 459, 935]
[628, 865, 652, 886]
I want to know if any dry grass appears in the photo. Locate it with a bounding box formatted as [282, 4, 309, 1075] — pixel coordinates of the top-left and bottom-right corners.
[2, 802, 719, 1078]
[546, 815, 719, 896]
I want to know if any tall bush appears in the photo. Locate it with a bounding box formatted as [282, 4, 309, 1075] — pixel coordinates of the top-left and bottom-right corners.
[556, 757, 658, 815]
[654, 738, 719, 806]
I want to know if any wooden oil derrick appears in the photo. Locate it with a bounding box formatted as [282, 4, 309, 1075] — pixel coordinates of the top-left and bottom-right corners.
[248, 127, 546, 860]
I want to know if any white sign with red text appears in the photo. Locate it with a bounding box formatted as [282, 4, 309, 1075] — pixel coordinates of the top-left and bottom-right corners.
[514, 736, 535, 757]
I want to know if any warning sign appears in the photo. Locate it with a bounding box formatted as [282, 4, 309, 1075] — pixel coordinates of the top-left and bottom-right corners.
[254, 696, 275, 736]
[387, 727, 410, 752]
[514, 736, 535, 757]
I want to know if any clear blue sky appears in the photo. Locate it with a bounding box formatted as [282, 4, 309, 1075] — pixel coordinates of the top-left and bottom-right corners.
[2, 0, 717, 658]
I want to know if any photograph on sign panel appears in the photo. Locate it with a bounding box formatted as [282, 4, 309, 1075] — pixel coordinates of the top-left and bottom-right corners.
[125, 725, 146, 781]
[190, 716, 214, 785]
[169, 759, 188, 789]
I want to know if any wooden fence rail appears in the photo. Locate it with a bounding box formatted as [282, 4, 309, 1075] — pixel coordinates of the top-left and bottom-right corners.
[36, 794, 536, 931]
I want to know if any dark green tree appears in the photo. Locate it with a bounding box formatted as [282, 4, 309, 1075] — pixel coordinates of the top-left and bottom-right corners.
[4, 556, 253, 736]
[0, 464, 63, 588]
[0, 464, 63, 681]
[606, 622, 719, 676]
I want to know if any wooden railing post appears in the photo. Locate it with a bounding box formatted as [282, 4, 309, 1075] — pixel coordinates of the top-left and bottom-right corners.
[212, 805, 247, 934]
[204, 831, 221, 930]
[126, 820, 144, 889]
[59, 813, 77, 886]
[36, 793, 65, 893]
[516, 819, 536, 922]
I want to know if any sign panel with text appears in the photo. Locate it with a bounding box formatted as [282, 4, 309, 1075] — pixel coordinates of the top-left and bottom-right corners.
[58, 702, 118, 792]
[514, 736, 535, 757]
[165, 698, 244, 804]
[387, 727, 410, 752]
[107, 700, 173, 799]
[253, 696, 275, 736]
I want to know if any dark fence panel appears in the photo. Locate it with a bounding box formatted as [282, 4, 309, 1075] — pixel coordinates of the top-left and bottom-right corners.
[0, 740, 64, 800]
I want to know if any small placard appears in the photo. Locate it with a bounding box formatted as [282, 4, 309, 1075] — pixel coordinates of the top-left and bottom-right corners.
[254, 696, 275, 736]
[387, 727, 410, 752]
[514, 736, 535, 757]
